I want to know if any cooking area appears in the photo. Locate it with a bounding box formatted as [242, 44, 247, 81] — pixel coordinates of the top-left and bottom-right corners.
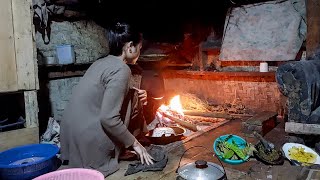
[1, 0, 320, 179]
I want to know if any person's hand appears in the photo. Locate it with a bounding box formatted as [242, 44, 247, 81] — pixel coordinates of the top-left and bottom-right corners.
[132, 139, 154, 165]
[132, 87, 148, 105]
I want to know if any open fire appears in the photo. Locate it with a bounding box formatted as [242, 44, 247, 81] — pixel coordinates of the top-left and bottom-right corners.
[160, 95, 184, 116]
[157, 95, 184, 122]
[154, 95, 200, 132]
[146, 94, 229, 144]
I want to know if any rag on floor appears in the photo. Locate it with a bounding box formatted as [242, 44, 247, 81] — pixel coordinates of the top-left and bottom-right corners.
[124, 145, 168, 176]
[40, 117, 61, 148]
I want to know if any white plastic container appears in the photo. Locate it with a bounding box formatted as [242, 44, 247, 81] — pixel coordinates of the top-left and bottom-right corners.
[56, 44, 75, 64]
[259, 62, 268, 72]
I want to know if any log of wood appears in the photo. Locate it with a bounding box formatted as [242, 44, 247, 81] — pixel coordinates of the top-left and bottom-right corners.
[183, 110, 232, 119]
[162, 112, 199, 132]
[183, 110, 253, 119]
[184, 115, 221, 123]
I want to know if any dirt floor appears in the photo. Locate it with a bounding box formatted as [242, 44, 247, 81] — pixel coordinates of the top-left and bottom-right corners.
[107, 118, 320, 180]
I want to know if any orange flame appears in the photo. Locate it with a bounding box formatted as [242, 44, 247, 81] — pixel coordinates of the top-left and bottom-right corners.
[168, 95, 184, 115]
[158, 95, 184, 116]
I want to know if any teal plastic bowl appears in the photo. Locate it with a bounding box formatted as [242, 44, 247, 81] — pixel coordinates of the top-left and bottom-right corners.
[213, 134, 249, 165]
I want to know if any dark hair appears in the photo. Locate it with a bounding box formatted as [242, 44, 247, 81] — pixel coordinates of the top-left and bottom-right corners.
[107, 22, 143, 56]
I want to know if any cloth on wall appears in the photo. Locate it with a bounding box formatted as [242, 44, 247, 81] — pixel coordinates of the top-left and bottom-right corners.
[32, 0, 65, 44]
[219, 0, 306, 61]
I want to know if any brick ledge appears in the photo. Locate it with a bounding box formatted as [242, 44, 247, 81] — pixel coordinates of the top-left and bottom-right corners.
[161, 70, 276, 82]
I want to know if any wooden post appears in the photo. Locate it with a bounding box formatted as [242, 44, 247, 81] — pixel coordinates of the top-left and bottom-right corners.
[24, 90, 39, 128]
[306, 0, 320, 59]
[12, 0, 38, 90]
[0, 0, 18, 92]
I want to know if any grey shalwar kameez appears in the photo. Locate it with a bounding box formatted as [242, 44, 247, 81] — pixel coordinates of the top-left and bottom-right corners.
[60, 55, 144, 176]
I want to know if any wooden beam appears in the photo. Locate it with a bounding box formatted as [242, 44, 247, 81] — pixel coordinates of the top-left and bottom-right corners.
[48, 70, 86, 79]
[12, 0, 38, 90]
[220, 61, 287, 67]
[24, 90, 39, 128]
[39, 63, 92, 79]
[0, 127, 39, 152]
[285, 122, 320, 135]
[306, 0, 320, 59]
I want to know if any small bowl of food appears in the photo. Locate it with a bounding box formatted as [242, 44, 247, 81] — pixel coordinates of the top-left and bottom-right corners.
[282, 143, 320, 166]
[254, 141, 284, 165]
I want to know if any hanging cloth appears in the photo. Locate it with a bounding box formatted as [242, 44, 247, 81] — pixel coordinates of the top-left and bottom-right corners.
[32, 0, 65, 44]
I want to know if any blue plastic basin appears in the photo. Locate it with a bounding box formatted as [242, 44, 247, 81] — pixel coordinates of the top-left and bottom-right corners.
[0, 144, 60, 180]
[213, 134, 249, 165]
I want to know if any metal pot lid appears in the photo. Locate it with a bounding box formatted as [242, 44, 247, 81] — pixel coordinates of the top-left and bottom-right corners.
[177, 160, 225, 180]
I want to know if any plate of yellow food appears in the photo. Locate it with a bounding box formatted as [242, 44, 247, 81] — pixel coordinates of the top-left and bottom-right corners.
[282, 143, 320, 165]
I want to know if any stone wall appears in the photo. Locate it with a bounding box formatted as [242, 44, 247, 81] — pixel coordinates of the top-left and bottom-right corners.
[162, 70, 282, 114]
[36, 20, 108, 121]
[48, 77, 80, 121]
[36, 20, 108, 64]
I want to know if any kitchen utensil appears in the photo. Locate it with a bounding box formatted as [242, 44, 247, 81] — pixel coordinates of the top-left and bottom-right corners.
[282, 143, 320, 165]
[33, 168, 104, 180]
[0, 144, 60, 180]
[152, 127, 175, 137]
[145, 126, 186, 145]
[289, 159, 302, 166]
[253, 131, 274, 153]
[176, 146, 226, 180]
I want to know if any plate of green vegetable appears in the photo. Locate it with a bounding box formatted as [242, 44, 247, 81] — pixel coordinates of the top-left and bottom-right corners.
[213, 134, 251, 165]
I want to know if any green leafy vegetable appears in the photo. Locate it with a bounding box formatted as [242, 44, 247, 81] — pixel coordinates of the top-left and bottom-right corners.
[216, 135, 255, 161]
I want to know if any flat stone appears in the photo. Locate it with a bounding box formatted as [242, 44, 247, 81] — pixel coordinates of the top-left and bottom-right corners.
[242, 111, 278, 136]
[285, 122, 320, 135]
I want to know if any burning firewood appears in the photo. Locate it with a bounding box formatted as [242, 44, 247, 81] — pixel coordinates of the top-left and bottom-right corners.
[153, 95, 228, 132]
[153, 95, 203, 132]
[161, 111, 201, 132]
